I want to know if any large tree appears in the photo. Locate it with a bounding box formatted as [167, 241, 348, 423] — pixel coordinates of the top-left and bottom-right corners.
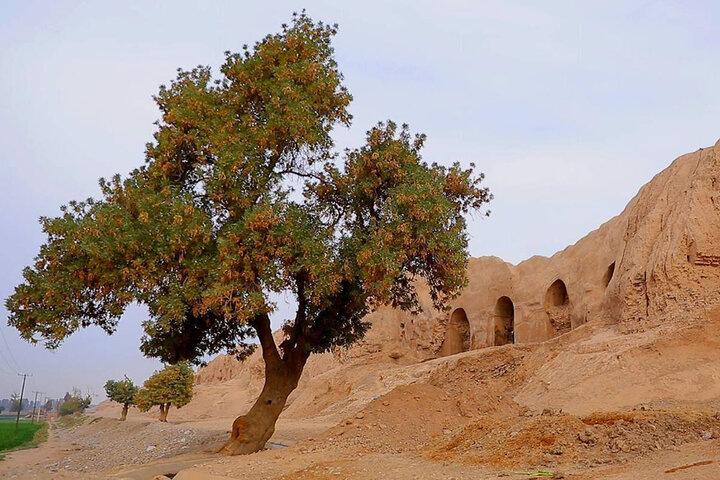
[5, 12, 491, 454]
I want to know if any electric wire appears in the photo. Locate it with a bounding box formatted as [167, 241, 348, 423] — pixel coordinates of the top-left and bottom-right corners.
[0, 325, 21, 373]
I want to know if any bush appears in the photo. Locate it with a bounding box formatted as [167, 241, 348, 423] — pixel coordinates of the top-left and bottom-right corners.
[58, 390, 91, 416]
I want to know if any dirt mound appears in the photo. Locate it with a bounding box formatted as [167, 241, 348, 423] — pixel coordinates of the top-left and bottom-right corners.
[514, 317, 720, 415]
[313, 383, 472, 454]
[428, 409, 720, 470]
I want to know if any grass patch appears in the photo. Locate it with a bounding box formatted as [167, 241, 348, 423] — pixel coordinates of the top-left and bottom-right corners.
[0, 419, 47, 453]
[53, 414, 87, 430]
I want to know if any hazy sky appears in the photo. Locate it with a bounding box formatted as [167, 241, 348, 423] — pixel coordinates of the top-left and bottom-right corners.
[1, 0, 719, 401]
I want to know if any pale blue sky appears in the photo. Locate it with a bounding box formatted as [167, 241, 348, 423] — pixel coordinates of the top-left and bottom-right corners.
[1, 0, 718, 400]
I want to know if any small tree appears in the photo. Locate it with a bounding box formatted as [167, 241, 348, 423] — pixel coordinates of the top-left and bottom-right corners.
[5, 12, 491, 454]
[58, 389, 91, 416]
[134, 363, 194, 422]
[104, 376, 139, 421]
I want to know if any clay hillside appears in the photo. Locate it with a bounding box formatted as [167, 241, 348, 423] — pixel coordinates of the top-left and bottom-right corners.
[5, 140, 720, 479]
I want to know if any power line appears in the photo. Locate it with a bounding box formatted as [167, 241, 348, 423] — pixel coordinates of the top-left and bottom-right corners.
[0, 361, 15, 376]
[0, 331, 18, 374]
[0, 326, 21, 373]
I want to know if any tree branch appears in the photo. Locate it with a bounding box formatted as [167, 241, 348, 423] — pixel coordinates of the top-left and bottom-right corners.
[275, 167, 325, 182]
[280, 271, 308, 359]
[250, 313, 281, 369]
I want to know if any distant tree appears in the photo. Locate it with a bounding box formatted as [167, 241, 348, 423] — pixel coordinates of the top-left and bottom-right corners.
[58, 389, 91, 416]
[5, 12, 490, 454]
[134, 363, 194, 422]
[0, 405, 4, 415]
[10, 393, 21, 413]
[104, 376, 139, 421]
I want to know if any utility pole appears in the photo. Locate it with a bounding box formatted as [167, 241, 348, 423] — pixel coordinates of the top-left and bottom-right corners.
[30, 391, 43, 423]
[15, 373, 31, 431]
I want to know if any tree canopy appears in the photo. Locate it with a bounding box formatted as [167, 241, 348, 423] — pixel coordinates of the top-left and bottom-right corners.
[105, 377, 138, 406]
[104, 376, 139, 420]
[134, 362, 194, 421]
[5, 12, 491, 453]
[6, 12, 490, 366]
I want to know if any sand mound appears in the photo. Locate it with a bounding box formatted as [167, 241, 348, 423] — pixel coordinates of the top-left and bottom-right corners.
[427, 409, 720, 470]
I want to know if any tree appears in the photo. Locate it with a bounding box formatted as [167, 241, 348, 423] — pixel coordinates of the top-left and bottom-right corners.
[134, 363, 194, 422]
[104, 376, 139, 421]
[10, 393, 21, 413]
[5, 12, 491, 454]
[58, 389, 91, 416]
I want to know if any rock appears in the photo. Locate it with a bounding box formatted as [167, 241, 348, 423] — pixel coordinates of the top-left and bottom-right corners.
[577, 429, 596, 445]
[146, 445, 157, 452]
[610, 438, 629, 453]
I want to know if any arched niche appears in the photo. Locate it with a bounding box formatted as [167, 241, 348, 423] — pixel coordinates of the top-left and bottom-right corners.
[438, 308, 471, 357]
[544, 279, 571, 334]
[494, 296, 514, 346]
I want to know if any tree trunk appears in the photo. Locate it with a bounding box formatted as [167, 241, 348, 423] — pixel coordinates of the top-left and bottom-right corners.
[120, 404, 129, 421]
[219, 314, 308, 455]
[158, 403, 169, 422]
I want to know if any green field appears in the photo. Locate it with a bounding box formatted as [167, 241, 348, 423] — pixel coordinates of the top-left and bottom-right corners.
[0, 418, 46, 453]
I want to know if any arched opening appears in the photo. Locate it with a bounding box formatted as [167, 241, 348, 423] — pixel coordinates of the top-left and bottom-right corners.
[545, 279, 571, 334]
[494, 296, 514, 346]
[438, 308, 471, 357]
[603, 262, 616, 288]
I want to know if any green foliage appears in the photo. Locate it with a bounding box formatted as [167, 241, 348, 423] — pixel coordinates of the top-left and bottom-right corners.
[104, 376, 139, 406]
[5, 12, 491, 367]
[134, 362, 194, 412]
[0, 420, 46, 453]
[52, 414, 87, 430]
[58, 390, 91, 416]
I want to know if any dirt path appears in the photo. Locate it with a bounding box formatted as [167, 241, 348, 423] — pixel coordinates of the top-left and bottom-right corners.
[0, 414, 228, 479]
[0, 425, 98, 479]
